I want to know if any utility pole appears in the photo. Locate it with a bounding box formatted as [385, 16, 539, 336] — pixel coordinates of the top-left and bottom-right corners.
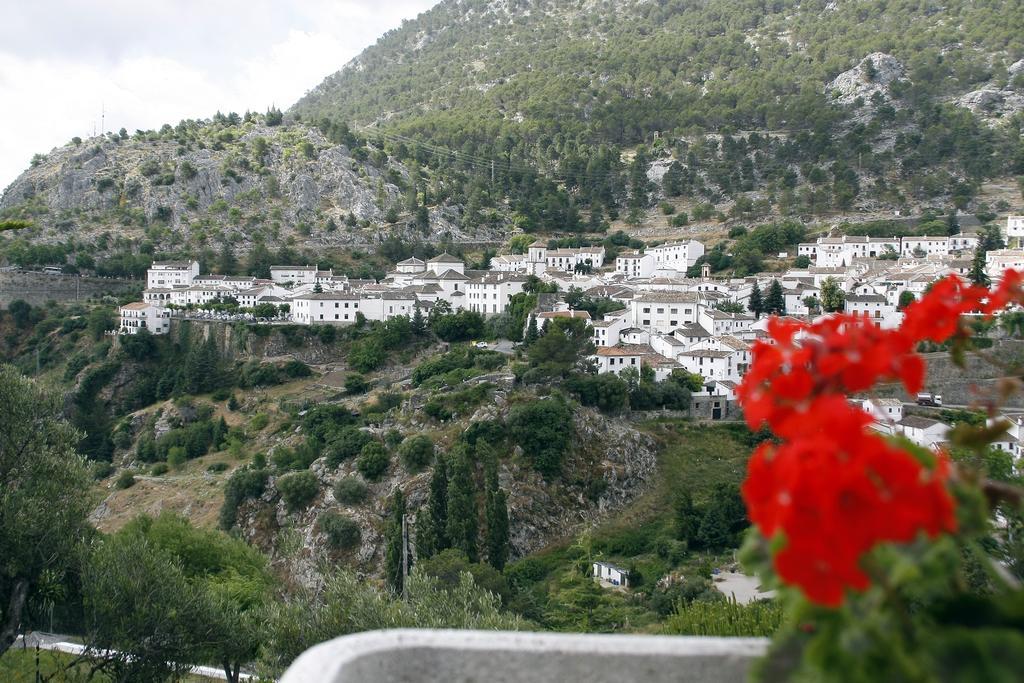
[491, 159, 495, 185]
[401, 513, 409, 599]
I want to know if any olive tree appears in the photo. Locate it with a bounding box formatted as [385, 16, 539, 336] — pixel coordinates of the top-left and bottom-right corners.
[0, 366, 92, 657]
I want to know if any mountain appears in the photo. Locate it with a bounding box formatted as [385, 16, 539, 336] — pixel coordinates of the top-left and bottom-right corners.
[2, 0, 1024, 272]
[292, 0, 1024, 231]
[0, 113, 502, 276]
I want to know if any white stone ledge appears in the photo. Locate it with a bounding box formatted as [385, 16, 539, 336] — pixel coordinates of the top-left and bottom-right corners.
[280, 629, 769, 683]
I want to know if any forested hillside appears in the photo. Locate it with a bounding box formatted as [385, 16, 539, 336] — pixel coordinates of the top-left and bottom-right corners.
[294, 0, 1024, 231]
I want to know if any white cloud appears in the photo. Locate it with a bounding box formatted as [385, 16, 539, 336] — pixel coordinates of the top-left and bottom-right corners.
[0, 1, 436, 191]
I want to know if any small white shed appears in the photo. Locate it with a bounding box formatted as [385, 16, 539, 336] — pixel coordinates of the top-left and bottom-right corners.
[593, 561, 630, 587]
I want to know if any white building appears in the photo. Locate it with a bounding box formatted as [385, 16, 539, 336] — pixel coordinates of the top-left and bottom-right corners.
[427, 253, 466, 276]
[591, 312, 629, 348]
[901, 235, 978, 258]
[147, 260, 199, 289]
[1005, 215, 1024, 248]
[986, 249, 1024, 282]
[270, 265, 318, 285]
[615, 251, 655, 279]
[677, 349, 735, 381]
[630, 292, 701, 332]
[119, 302, 170, 335]
[290, 292, 361, 325]
[465, 273, 528, 316]
[592, 346, 643, 375]
[593, 561, 629, 587]
[862, 398, 904, 425]
[897, 415, 949, 450]
[396, 257, 426, 274]
[844, 292, 895, 324]
[647, 240, 705, 272]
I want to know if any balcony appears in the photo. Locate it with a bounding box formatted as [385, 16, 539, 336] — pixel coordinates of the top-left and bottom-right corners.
[280, 629, 768, 683]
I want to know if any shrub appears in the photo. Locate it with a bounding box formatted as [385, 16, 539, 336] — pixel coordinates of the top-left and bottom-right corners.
[319, 511, 361, 550]
[91, 461, 115, 480]
[660, 202, 676, 215]
[207, 462, 229, 473]
[150, 463, 170, 476]
[324, 427, 373, 466]
[219, 467, 269, 529]
[508, 397, 574, 477]
[277, 471, 320, 512]
[211, 388, 232, 402]
[398, 435, 434, 472]
[670, 213, 689, 227]
[115, 470, 136, 490]
[282, 359, 313, 379]
[333, 476, 369, 505]
[356, 442, 390, 480]
[167, 446, 187, 469]
[345, 374, 369, 394]
[249, 413, 270, 432]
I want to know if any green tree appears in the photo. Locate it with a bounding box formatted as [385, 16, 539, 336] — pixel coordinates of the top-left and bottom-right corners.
[419, 455, 450, 559]
[507, 397, 573, 477]
[398, 435, 434, 472]
[765, 280, 786, 315]
[0, 367, 92, 657]
[524, 314, 539, 345]
[86, 307, 116, 340]
[747, 283, 764, 319]
[820, 277, 846, 313]
[969, 248, 990, 286]
[82, 533, 209, 681]
[446, 447, 479, 562]
[898, 290, 916, 310]
[411, 303, 426, 335]
[482, 447, 510, 570]
[384, 489, 408, 593]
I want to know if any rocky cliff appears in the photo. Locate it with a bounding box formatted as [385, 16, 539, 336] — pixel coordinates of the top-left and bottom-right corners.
[0, 115, 506, 260]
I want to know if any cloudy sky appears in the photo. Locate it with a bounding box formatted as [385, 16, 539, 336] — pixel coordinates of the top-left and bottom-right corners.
[0, 0, 437, 190]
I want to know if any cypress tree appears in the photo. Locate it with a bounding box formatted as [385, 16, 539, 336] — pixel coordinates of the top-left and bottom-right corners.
[748, 283, 764, 319]
[524, 314, 539, 345]
[765, 280, 786, 315]
[411, 303, 426, 336]
[446, 447, 478, 562]
[482, 445, 510, 570]
[384, 489, 407, 593]
[969, 248, 990, 286]
[428, 455, 449, 553]
[415, 506, 437, 559]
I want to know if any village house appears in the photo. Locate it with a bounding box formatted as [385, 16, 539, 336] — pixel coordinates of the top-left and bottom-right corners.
[615, 251, 656, 279]
[465, 273, 528, 316]
[647, 240, 705, 272]
[147, 260, 200, 289]
[426, 253, 466, 276]
[119, 301, 171, 335]
[591, 345, 644, 375]
[862, 398, 904, 425]
[290, 292, 362, 325]
[986, 249, 1024, 282]
[270, 265, 318, 286]
[897, 415, 949, 450]
[629, 291, 701, 332]
[1005, 215, 1024, 248]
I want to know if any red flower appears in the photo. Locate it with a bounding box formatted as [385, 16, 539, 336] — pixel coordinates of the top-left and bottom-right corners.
[734, 271, 1022, 606]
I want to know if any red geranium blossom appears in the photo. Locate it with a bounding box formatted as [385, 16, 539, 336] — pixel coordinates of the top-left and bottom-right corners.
[738, 273, 1021, 606]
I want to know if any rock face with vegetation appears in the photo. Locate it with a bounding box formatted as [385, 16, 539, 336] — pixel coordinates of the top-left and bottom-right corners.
[0, 115, 505, 273]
